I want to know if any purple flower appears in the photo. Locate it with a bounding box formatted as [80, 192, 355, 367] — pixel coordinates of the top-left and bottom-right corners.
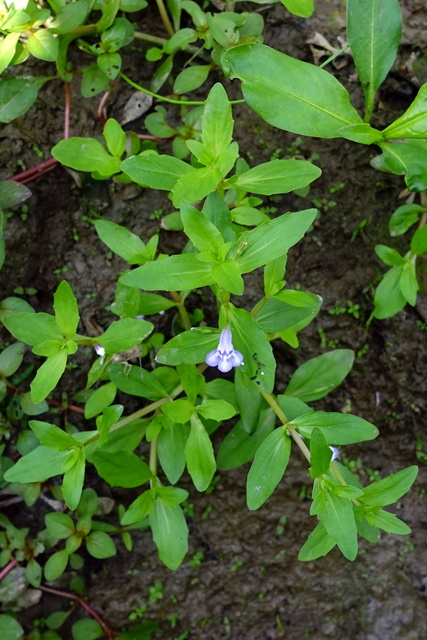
[329, 446, 339, 461]
[205, 327, 244, 373]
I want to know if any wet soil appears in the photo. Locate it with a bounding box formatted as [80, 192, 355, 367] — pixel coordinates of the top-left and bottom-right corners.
[1, 1, 427, 639]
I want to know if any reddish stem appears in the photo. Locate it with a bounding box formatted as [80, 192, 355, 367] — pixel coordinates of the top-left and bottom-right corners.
[6, 383, 84, 414]
[39, 585, 115, 639]
[0, 558, 19, 581]
[7, 80, 72, 184]
[7, 157, 58, 183]
[97, 91, 111, 127]
[64, 81, 71, 139]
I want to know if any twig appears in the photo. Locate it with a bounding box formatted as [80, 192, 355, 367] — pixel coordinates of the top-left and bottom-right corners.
[0, 558, 19, 581]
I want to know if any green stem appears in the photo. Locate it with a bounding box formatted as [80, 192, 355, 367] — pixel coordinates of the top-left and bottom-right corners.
[319, 44, 350, 69]
[155, 0, 174, 37]
[149, 435, 159, 479]
[170, 291, 192, 330]
[134, 31, 168, 45]
[250, 296, 269, 317]
[119, 72, 245, 106]
[256, 386, 311, 462]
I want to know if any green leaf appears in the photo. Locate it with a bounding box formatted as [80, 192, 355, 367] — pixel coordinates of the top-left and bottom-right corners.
[149, 500, 188, 569]
[4, 446, 71, 483]
[202, 192, 236, 244]
[411, 225, 427, 255]
[373, 265, 406, 319]
[255, 290, 322, 333]
[30, 419, 78, 450]
[196, 399, 236, 421]
[375, 244, 405, 266]
[161, 398, 194, 424]
[97, 52, 122, 80]
[212, 260, 244, 295]
[180, 200, 225, 254]
[156, 327, 219, 366]
[52, 138, 120, 177]
[399, 261, 418, 305]
[318, 491, 358, 560]
[174, 64, 211, 94]
[46, 610, 71, 630]
[281, 0, 314, 18]
[158, 423, 188, 484]
[0, 180, 31, 209]
[291, 411, 379, 445]
[389, 204, 425, 236]
[360, 466, 418, 507]
[62, 447, 85, 510]
[120, 253, 215, 291]
[0, 614, 24, 640]
[383, 83, 427, 139]
[379, 141, 427, 192]
[201, 82, 233, 160]
[53, 280, 79, 339]
[156, 486, 188, 507]
[0, 77, 39, 123]
[27, 29, 58, 62]
[20, 392, 48, 416]
[49, 1, 89, 33]
[3, 311, 62, 346]
[228, 305, 276, 393]
[309, 428, 332, 479]
[298, 522, 336, 561]
[233, 159, 321, 195]
[234, 367, 262, 435]
[121, 489, 156, 525]
[246, 426, 291, 510]
[107, 363, 167, 401]
[30, 349, 68, 403]
[103, 118, 126, 157]
[347, 0, 401, 119]
[185, 414, 216, 491]
[81, 63, 110, 98]
[222, 44, 363, 138]
[85, 531, 116, 558]
[284, 349, 355, 401]
[85, 382, 117, 419]
[0, 342, 24, 377]
[72, 619, 104, 640]
[234, 209, 317, 274]
[97, 318, 153, 353]
[171, 165, 222, 207]
[44, 549, 69, 581]
[366, 509, 411, 535]
[94, 219, 149, 264]
[121, 153, 192, 190]
[337, 123, 383, 144]
[0, 32, 20, 75]
[96, 404, 123, 445]
[45, 512, 75, 539]
[217, 409, 276, 471]
[26, 558, 42, 587]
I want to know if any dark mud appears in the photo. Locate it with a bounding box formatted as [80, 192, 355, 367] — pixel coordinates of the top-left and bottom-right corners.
[1, 1, 426, 639]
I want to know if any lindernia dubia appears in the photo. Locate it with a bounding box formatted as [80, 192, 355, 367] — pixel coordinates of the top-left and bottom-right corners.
[205, 326, 244, 373]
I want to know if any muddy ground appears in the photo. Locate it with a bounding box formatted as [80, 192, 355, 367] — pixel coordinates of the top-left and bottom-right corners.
[1, 1, 427, 639]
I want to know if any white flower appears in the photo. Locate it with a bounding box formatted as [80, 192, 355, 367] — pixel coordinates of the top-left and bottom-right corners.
[205, 327, 244, 373]
[94, 344, 106, 357]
